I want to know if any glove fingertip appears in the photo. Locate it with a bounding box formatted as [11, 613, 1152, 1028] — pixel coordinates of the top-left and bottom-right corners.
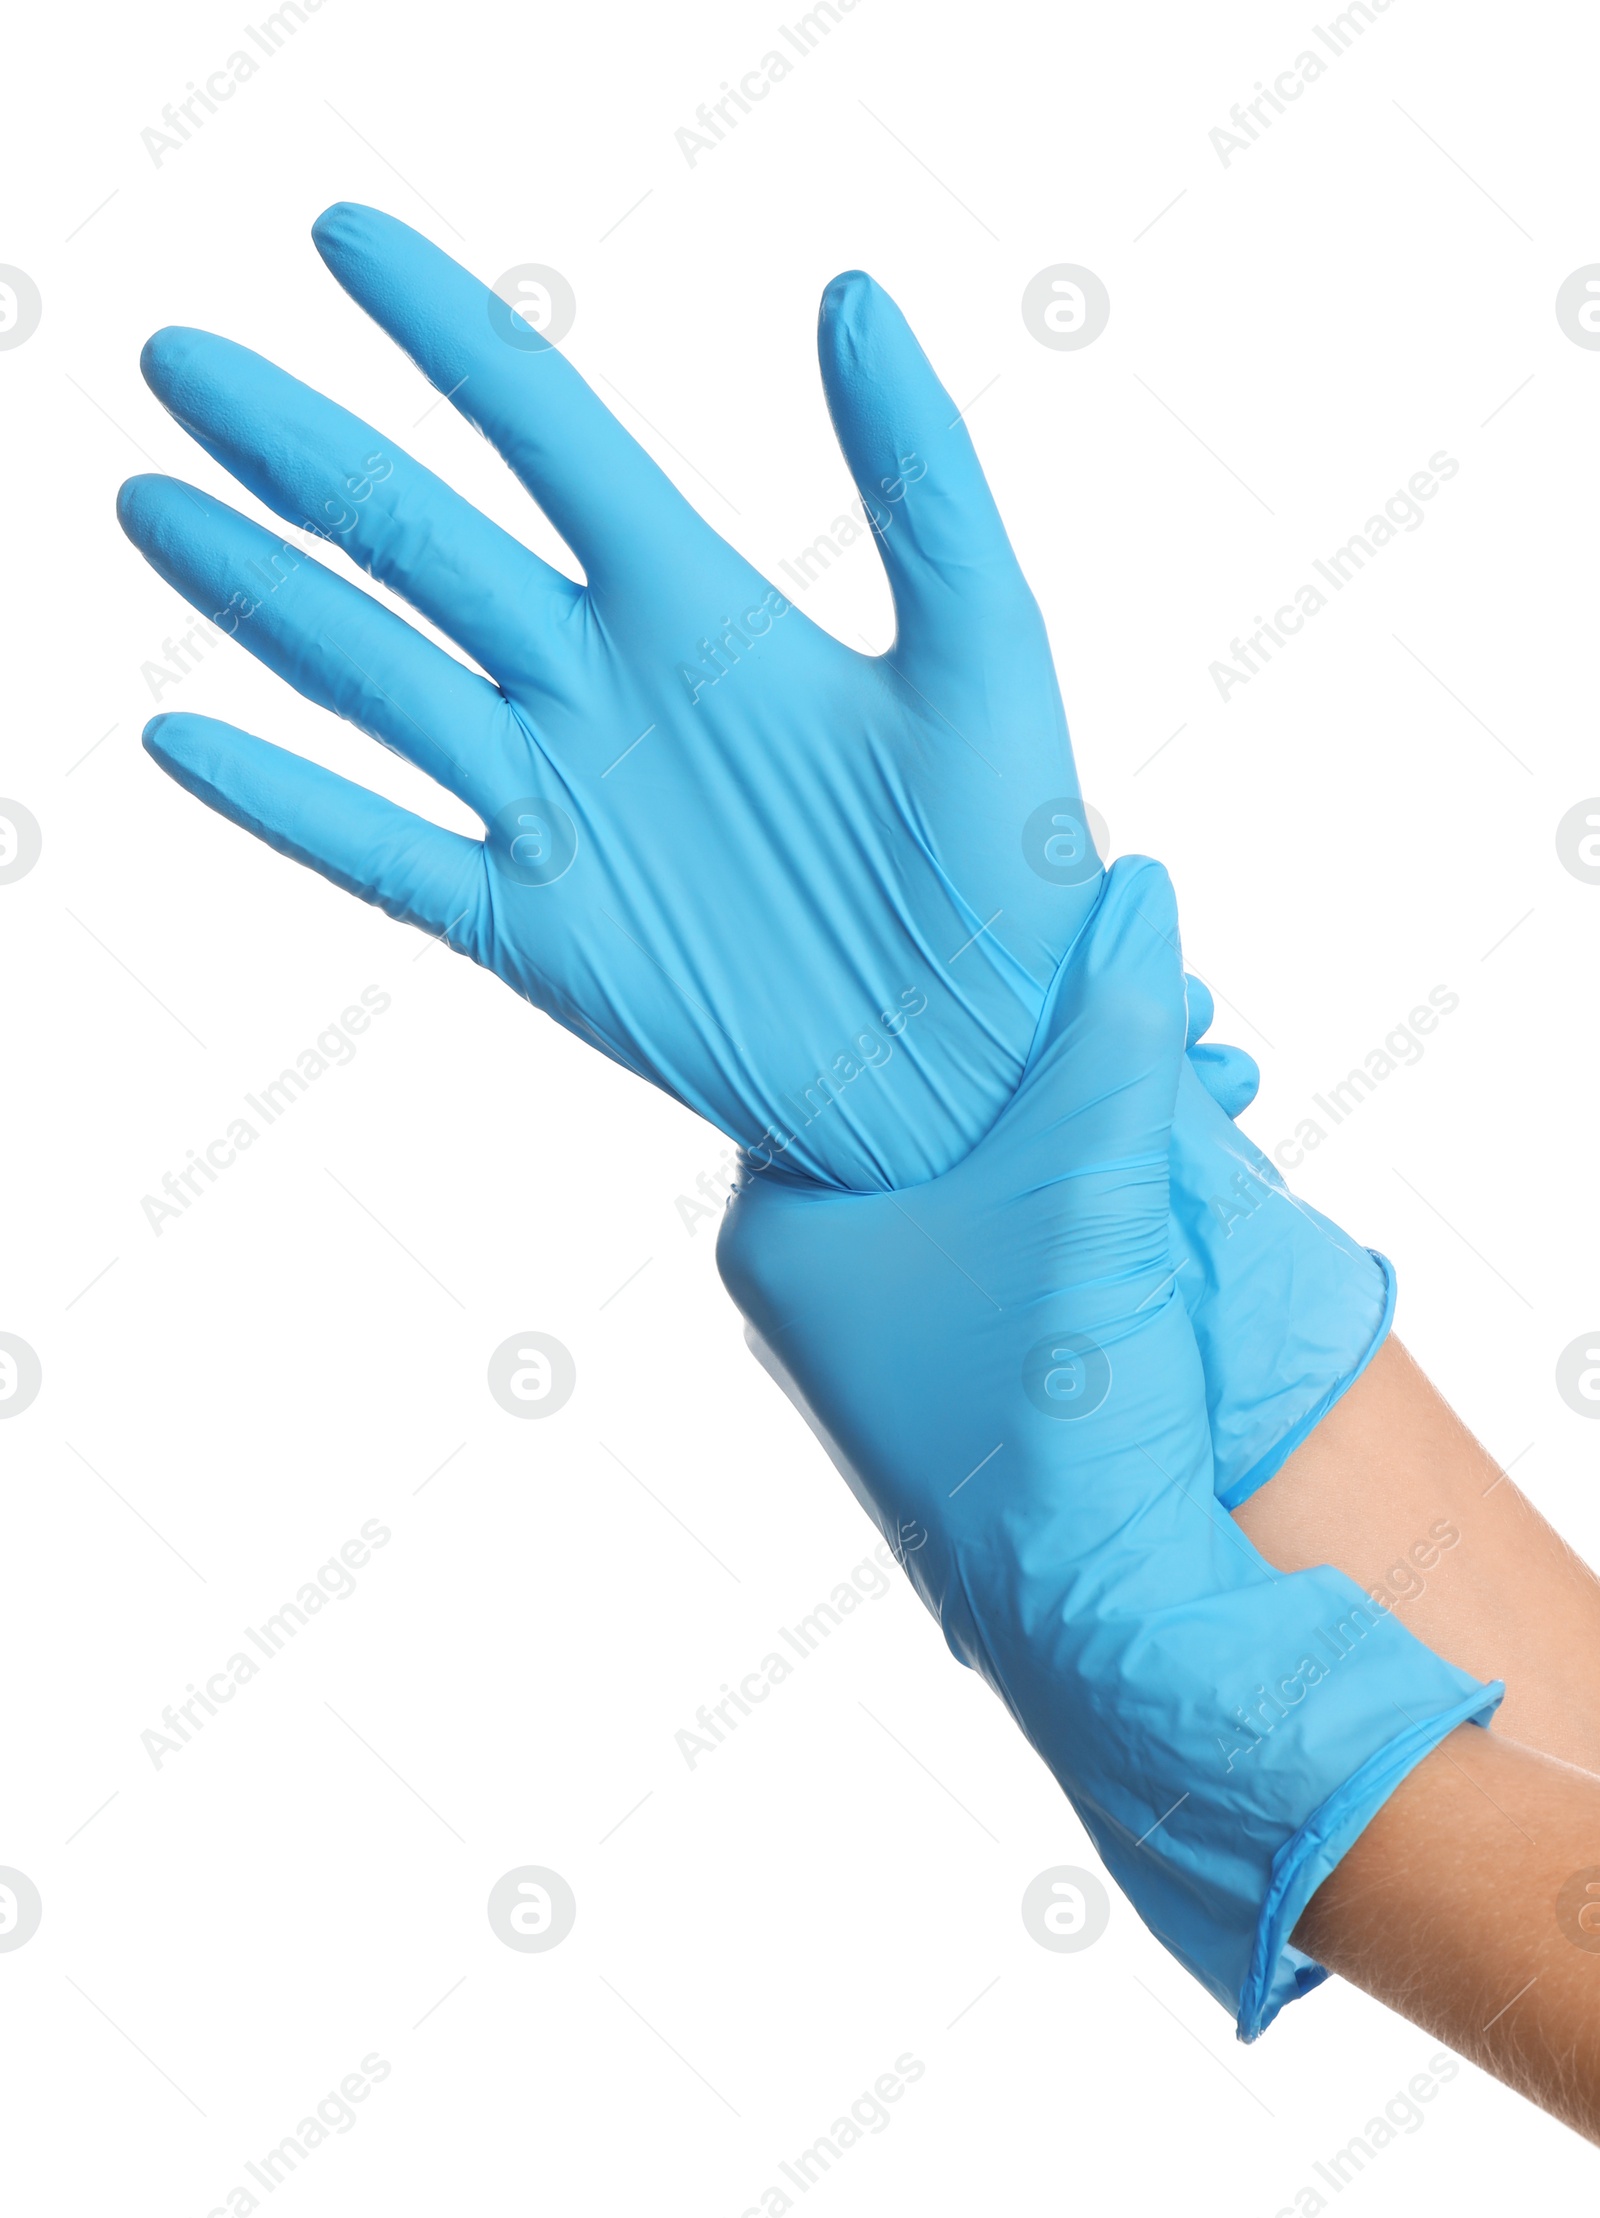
[819, 267, 878, 319]
[142, 710, 208, 768]
[116, 471, 184, 542]
[139, 324, 193, 391]
[1189, 1041, 1262, 1118]
[311, 200, 396, 276]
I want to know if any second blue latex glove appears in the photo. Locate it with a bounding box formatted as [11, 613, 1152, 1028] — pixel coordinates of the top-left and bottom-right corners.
[719, 859, 1498, 2035]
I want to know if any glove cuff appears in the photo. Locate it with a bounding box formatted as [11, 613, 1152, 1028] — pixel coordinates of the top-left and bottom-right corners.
[1239, 1670, 1501, 2038]
[1215, 1249, 1396, 1511]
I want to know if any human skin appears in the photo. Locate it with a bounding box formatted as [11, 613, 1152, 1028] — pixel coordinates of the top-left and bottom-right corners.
[1237, 1335, 1600, 1776]
[1239, 1335, 1600, 2139]
[1292, 1725, 1600, 2145]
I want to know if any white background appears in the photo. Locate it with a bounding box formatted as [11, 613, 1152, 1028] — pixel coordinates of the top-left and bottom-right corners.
[2, 0, 1597, 2208]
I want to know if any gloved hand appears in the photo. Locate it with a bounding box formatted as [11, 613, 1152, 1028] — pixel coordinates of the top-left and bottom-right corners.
[719, 858, 1499, 2036]
[118, 202, 1388, 1500]
[121, 201, 1103, 1193]
[1174, 985, 1396, 1506]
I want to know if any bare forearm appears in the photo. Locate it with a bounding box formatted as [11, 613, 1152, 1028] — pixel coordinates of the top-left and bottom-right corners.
[1294, 1725, 1600, 2143]
[1237, 1336, 1600, 1775]
[1241, 1340, 1600, 2135]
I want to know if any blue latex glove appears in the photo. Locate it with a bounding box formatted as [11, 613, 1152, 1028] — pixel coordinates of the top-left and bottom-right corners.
[719, 858, 1499, 2036]
[121, 202, 1103, 1193]
[1174, 987, 1396, 1507]
[118, 202, 1388, 1500]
